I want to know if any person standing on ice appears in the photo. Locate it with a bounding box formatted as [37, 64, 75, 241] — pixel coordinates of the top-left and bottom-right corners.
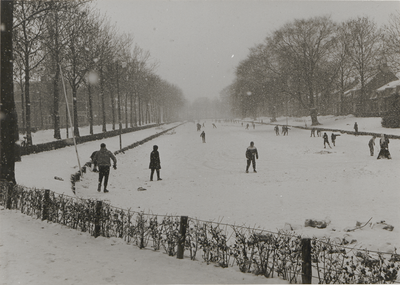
[310, 128, 316, 137]
[331, 133, 340, 146]
[274, 125, 280, 135]
[200, 131, 206, 143]
[245, 141, 258, 173]
[93, 143, 117, 193]
[368, 136, 376, 156]
[323, 132, 332, 149]
[377, 134, 391, 159]
[149, 145, 162, 181]
[354, 122, 358, 135]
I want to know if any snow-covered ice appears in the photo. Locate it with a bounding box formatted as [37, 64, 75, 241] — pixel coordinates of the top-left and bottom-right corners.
[2, 115, 400, 284]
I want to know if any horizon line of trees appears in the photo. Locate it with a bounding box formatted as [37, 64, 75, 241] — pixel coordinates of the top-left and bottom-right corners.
[13, 0, 187, 146]
[220, 12, 400, 125]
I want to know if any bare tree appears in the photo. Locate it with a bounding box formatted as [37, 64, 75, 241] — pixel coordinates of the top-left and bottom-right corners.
[383, 12, 400, 74]
[63, 4, 96, 138]
[1, 0, 19, 184]
[343, 16, 383, 115]
[268, 16, 337, 125]
[13, 0, 49, 145]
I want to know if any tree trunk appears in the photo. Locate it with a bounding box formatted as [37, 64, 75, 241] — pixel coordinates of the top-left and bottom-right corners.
[72, 86, 80, 137]
[1, 0, 18, 184]
[24, 61, 32, 146]
[88, 83, 93, 135]
[111, 90, 115, 131]
[100, 69, 106, 132]
[138, 95, 142, 126]
[125, 92, 128, 128]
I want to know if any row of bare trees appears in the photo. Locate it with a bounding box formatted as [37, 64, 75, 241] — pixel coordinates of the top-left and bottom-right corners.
[13, 0, 186, 146]
[222, 14, 400, 125]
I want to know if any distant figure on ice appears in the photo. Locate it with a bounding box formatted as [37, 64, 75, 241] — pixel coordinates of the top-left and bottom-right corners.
[282, 125, 290, 136]
[212, 123, 217, 128]
[246, 123, 249, 129]
[310, 128, 316, 137]
[149, 145, 162, 181]
[323, 132, 332, 149]
[197, 123, 201, 131]
[317, 129, 321, 137]
[245, 141, 258, 173]
[200, 131, 206, 143]
[377, 134, 391, 159]
[90, 150, 98, 172]
[331, 133, 340, 146]
[203, 122, 205, 127]
[93, 143, 117, 193]
[354, 122, 358, 135]
[368, 136, 376, 156]
[274, 125, 280, 135]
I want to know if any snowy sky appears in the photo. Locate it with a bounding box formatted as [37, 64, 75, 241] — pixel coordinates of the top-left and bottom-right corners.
[93, 0, 400, 102]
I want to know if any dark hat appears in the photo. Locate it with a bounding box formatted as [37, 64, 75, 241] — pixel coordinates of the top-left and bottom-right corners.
[101, 143, 106, 148]
[153, 145, 158, 150]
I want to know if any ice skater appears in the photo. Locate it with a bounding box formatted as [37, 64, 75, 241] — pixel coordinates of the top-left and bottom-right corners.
[93, 143, 117, 193]
[274, 125, 280, 135]
[323, 132, 332, 149]
[200, 131, 206, 143]
[368, 136, 376, 156]
[310, 128, 316, 137]
[149, 145, 162, 181]
[317, 129, 321, 137]
[377, 134, 391, 159]
[331, 133, 340, 146]
[245, 141, 258, 173]
[212, 123, 217, 128]
[354, 122, 358, 135]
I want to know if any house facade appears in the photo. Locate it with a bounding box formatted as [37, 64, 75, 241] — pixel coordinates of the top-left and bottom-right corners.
[335, 64, 398, 117]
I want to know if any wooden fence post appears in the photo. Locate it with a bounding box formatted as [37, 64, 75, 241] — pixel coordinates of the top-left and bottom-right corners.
[42, 189, 50, 220]
[302, 238, 312, 284]
[94, 200, 102, 238]
[177, 216, 188, 259]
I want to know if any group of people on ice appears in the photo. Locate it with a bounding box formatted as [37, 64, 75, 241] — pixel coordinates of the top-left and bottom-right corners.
[369, 134, 392, 159]
[274, 125, 290, 136]
[90, 143, 162, 193]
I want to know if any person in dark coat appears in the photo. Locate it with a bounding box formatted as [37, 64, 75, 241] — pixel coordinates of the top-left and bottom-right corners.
[331, 133, 340, 146]
[93, 143, 117, 193]
[377, 134, 391, 159]
[245, 141, 259, 173]
[149, 145, 162, 181]
[368, 136, 376, 156]
[354, 122, 358, 135]
[200, 131, 206, 143]
[274, 125, 280, 135]
[90, 151, 98, 172]
[310, 128, 316, 137]
[323, 132, 332, 149]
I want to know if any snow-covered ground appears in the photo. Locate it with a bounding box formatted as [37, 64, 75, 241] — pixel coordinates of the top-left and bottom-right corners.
[1, 115, 399, 284]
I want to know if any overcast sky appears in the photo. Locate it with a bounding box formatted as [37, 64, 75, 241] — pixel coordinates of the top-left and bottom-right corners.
[93, 0, 399, 103]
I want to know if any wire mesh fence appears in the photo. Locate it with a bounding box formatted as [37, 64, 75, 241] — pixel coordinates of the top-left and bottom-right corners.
[1, 181, 399, 284]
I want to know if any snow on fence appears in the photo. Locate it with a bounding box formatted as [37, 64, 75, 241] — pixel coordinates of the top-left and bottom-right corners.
[1, 182, 399, 284]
